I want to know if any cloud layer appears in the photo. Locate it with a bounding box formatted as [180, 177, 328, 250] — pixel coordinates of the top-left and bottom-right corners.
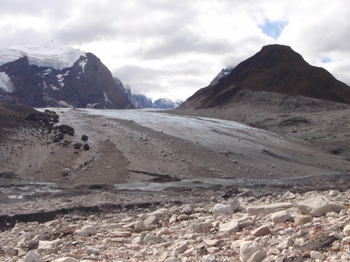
[1, 0, 349, 101]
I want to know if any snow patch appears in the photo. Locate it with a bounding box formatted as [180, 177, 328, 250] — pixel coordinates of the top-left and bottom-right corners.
[58, 100, 73, 108]
[42, 68, 52, 76]
[0, 72, 14, 92]
[50, 84, 60, 91]
[79, 59, 88, 73]
[0, 41, 86, 70]
[103, 92, 111, 103]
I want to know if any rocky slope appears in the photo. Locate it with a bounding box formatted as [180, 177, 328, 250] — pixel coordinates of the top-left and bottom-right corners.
[0, 42, 133, 109]
[2, 187, 350, 261]
[179, 44, 350, 110]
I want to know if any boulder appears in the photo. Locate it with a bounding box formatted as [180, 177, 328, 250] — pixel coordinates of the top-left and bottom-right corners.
[294, 215, 312, 225]
[58, 125, 75, 136]
[271, 210, 292, 223]
[23, 251, 41, 262]
[297, 195, 344, 217]
[81, 135, 88, 141]
[219, 220, 239, 234]
[344, 225, 350, 237]
[252, 225, 270, 237]
[76, 225, 97, 237]
[240, 241, 264, 262]
[212, 204, 233, 214]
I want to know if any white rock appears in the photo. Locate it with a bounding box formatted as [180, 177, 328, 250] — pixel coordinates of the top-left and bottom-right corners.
[182, 204, 194, 213]
[152, 208, 168, 216]
[330, 232, 343, 240]
[23, 251, 41, 262]
[247, 249, 267, 262]
[143, 233, 156, 243]
[276, 239, 293, 250]
[52, 258, 78, 262]
[177, 214, 189, 221]
[76, 225, 97, 237]
[310, 251, 325, 260]
[169, 214, 177, 224]
[219, 220, 239, 234]
[144, 215, 158, 228]
[212, 204, 233, 214]
[192, 222, 213, 233]
[294, 215, 312, 224]
[240, 241, 263, 262]
[342, 236, 350, 244]
[230, 198, 240, 212]
[271, 210, 292, 223]
[344, 225, 350, 236]
[175, 242, 189, 253]
[132, 236, 143, 245]
[134, 220, 148, 232]
[297, 195, 344, 217]
[247, 202, 293, 215]
[203, 255, 216, 262]
[329, 190, 340, 196]
[252, 225, 270, 237]
[281, 191, 295, 200]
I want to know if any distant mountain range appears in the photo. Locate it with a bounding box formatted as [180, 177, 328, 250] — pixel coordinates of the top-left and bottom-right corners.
[0, 41, 179, 109]
[114, 77, 182, 109]
[179, 44, 350, 110]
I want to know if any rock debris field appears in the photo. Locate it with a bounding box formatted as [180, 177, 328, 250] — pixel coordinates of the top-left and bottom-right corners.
[3, 188, 350, 261]
[2, 107, 350, 262]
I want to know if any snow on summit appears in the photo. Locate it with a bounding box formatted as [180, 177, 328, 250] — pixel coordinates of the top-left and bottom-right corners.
[0, 41, 86, 70]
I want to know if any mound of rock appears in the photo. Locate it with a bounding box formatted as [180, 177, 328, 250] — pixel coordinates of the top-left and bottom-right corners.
[2, 189, 350, 261]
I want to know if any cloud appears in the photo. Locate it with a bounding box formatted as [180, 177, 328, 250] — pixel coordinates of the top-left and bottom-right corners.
[0, 0, 349, 101]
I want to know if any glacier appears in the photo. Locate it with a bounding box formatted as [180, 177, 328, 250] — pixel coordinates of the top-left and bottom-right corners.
[0, 41, 86, 70]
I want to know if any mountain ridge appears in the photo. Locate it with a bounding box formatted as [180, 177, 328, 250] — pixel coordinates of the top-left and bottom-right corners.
[0, 42, 133, 109]
[179, 44, 350, 110]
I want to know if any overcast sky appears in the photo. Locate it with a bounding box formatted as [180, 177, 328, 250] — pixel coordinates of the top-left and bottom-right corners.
[1, 0, 349, 101]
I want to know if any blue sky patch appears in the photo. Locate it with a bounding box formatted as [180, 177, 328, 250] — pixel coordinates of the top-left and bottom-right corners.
[321, 57, 332, 63]
[259, 19, 288, 39]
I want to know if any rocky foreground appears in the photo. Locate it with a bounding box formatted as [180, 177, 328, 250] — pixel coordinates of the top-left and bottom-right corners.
[2, 188, 350, 262]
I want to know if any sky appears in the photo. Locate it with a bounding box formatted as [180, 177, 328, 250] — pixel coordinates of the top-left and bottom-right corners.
[0, 0, 349, 102]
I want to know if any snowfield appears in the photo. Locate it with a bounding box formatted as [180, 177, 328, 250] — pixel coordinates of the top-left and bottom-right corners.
[0, 41, 86, 70]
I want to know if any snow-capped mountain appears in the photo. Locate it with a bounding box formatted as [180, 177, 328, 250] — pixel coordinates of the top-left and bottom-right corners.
[0, 41, 86, 70]
[0, 41, 133, 109]
[209, 67, 233, 86]
[113, 77, 181, 109]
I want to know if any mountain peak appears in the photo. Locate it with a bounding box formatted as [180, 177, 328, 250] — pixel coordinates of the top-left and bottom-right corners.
[180, 44, 350, 109]
[0, 41, 86, 70]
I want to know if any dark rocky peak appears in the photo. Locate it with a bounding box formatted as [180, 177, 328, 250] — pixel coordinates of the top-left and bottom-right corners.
[180, 44, 350, 110]
[0, 43, 133, 109]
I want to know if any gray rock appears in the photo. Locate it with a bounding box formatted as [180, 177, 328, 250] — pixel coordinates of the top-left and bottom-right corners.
[240, 241, 263, 262]
[23, 251, 41, 262]
[271, 210, 292, 223]
[297, 195, 344, 217]
[219, 220, 239, 234]
[192, 222, 213, 233]
[76, 225, 97, 237]
[247, 202, 293, 215]
[212, 204, 233, 214]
